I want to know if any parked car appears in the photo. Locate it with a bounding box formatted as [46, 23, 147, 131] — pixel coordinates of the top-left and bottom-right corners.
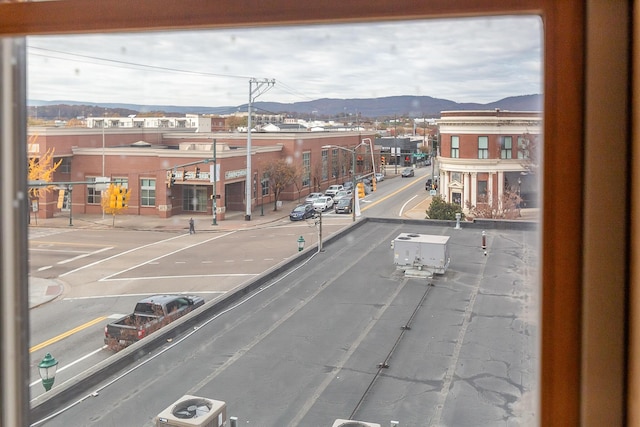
[324, 184, 344, 198]
[305, 192, 324, 205]
[333, 189, 352, 200]
[313, 195, 334, 211]
[289, 204, 316, 221]
[334, 196, 353, 214]
[375, 173, 384, 182]
[401, 168, 415, 177]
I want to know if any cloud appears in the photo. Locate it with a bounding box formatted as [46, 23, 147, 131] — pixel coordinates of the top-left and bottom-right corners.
[27, 16, 541, 107]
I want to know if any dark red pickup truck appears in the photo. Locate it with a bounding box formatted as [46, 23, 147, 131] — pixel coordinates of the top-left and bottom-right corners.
[104, 294, 204, 351]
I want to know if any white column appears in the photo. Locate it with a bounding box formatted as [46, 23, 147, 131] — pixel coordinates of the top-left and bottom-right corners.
[470, 172, 477, 207]
[463, 172, 470, 209]
[497, 171, 505, 211]
[441, 170, 448, 200]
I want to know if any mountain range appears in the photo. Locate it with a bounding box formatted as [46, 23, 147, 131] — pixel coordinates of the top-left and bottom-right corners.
[29, 94, 542, 120]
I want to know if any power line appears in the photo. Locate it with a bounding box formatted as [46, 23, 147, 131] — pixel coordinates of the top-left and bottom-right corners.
[29, 46, 254, 80]
[28, 45, 324, 106]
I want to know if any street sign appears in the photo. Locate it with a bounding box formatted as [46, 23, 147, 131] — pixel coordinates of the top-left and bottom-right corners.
[430, 190, 437, 196]
[95, 176, 109, 191]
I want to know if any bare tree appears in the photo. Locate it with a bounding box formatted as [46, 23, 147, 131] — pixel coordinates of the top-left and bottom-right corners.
[519, 132, 540, 175]
[261, 159, 299, 211]
[290, 165, 305, 202]
[311, 161, 323, 192]
[466, 190, 522, 220]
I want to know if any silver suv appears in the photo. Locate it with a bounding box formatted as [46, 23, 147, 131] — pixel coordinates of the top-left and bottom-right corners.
[324, 184, 344, 198]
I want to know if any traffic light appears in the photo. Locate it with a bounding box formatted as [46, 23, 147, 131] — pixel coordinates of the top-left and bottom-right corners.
[381, 156, 386, 166]
[372, 177, 376, 192]
[57, 189, 66, 209]
[182, 169, 187, 181]
[357, 155, 363, 166]
[167, 171, 176, 188]
[109, 184, 117, 208]
[116, 186, 124, 208]
[357, 182, 365, 199]
[195, 167, 200, 178]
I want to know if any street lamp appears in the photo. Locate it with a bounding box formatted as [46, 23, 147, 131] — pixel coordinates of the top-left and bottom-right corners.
[38, 353, 58, 392]
[297, 235, 305, 252]
[322, 142, 366, 222]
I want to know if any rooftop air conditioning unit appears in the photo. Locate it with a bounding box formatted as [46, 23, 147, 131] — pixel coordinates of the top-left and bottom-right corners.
[155, 395, 226, 427]
[332, 419, 381, 427]
[392, 233, 450, 274]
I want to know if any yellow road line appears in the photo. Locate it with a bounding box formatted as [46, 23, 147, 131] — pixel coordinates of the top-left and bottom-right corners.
[361, 176, 424, 212]
[30, 316, 107, 353]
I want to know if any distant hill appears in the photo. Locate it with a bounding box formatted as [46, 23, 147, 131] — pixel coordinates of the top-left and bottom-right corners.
[250, 95, 541, 118]
[28, 94, 541, 120]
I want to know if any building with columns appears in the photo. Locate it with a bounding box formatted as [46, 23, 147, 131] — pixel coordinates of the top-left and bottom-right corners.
[436, 110, 541, 213]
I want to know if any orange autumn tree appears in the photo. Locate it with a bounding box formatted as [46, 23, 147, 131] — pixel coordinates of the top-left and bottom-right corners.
[28, 134, 62, 199]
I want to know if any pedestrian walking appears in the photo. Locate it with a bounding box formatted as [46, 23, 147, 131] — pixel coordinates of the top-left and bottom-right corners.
[189, 217, 195, 234]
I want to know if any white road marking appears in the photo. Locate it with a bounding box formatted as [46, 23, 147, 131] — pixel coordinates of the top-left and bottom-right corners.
[64, 291, 226, 301]
[37, 266, 52, 272]
[399, 195, 418, 216]
[101, 273, 257, 282]
[60, 232, 233, 278]
[58, 246, 113, 265]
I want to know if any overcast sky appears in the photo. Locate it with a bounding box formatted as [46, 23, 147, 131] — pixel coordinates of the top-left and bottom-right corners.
[26, 16, 542, 108]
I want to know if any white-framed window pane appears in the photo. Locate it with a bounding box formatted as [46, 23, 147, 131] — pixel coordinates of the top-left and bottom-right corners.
[302, 152, 311, 187]
[501, 136, 513, 159]
[451, 136, 459, 158]
[478, 136, 489, 159]
[141, 178, 156, 207]
[87, 177, 100, 204]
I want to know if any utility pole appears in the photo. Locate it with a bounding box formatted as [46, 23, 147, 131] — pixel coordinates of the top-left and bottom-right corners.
[212, 138, 217, 226]
[394, 115, 398, 174]
[245, 78, 275, 221]
[317, 209, 323, 253]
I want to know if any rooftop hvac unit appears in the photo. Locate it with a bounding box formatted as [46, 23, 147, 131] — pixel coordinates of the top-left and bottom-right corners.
[332, 419, 381, 427]
[155, 395, 226, 427]
[392, 233, 450, 274]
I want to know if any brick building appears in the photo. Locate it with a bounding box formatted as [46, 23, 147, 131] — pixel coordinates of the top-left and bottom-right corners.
[435, 110, 541, 213]
[28, 126, 375, 221]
